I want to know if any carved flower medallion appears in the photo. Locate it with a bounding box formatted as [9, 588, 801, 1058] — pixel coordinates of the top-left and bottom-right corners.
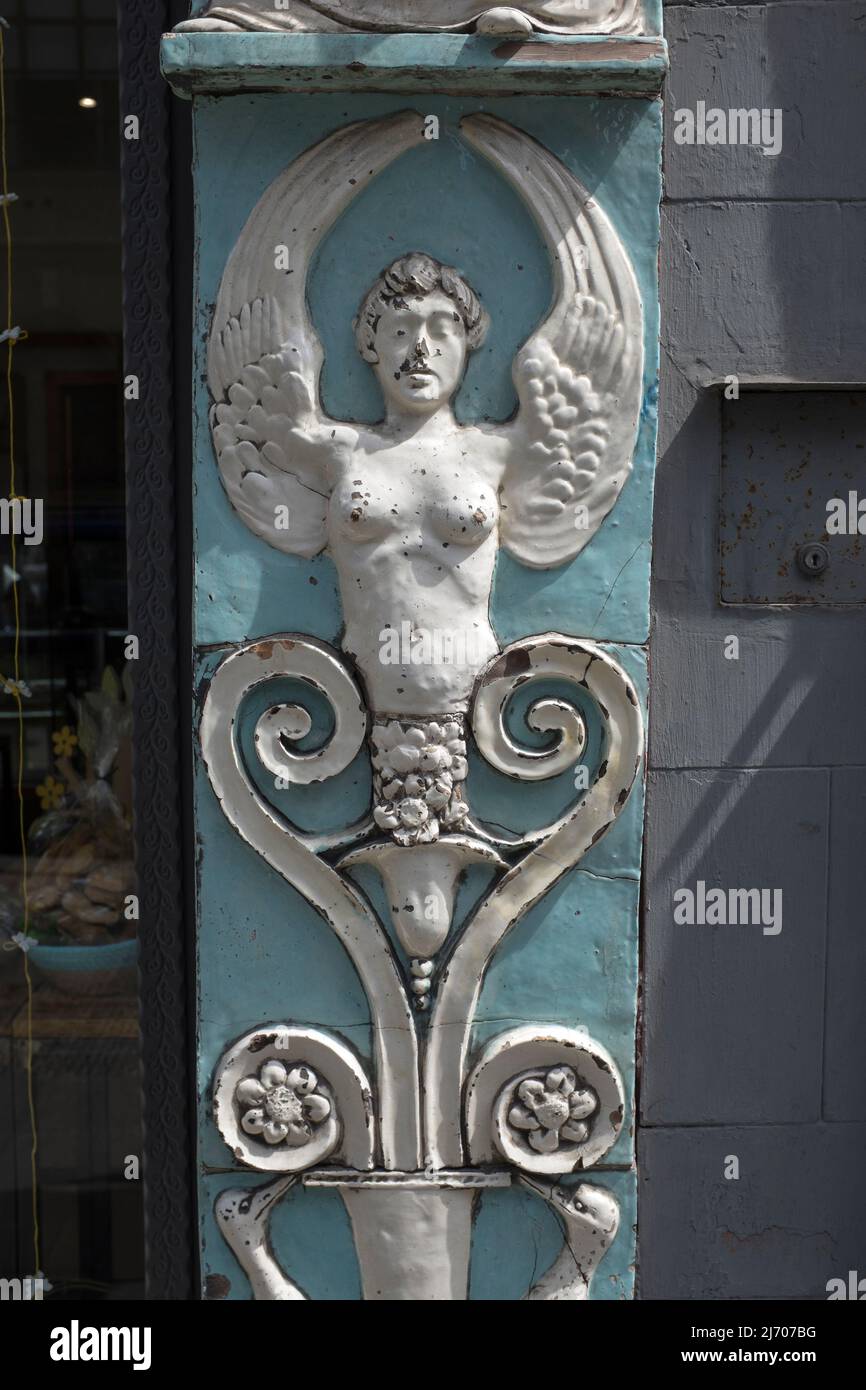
[213, 1025, 375, 1173]
[237, 1060, 331, 1148]
[478, 1034, 626, 1175]
[506, 1066, 598, 1155]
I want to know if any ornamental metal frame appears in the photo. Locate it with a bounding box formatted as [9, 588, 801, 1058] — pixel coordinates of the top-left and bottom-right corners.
[118, 0, 197, 1300]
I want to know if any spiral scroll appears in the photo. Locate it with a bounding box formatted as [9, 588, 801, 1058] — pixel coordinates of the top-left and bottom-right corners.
[426, 636, 644, 1167]
[199, 635, 420, 1170]
[471, 637, 590, 782]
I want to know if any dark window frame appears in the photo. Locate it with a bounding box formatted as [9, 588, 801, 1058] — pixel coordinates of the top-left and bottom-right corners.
[118, 0, 196, 1300]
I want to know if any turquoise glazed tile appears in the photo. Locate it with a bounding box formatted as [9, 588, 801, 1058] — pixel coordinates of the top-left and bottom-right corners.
[189, 71, 660, 1299]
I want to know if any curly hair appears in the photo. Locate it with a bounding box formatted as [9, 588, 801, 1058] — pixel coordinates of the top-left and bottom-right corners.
[354, 252, 489, 363]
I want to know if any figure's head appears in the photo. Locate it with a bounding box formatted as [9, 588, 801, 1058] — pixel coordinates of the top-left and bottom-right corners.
[354, 253, 488, 416]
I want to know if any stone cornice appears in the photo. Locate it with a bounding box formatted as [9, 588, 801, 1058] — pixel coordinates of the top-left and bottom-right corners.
[161, 32, 668, 97]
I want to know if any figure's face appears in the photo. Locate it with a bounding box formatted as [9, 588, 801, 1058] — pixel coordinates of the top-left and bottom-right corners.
[370, 290, 468, 416]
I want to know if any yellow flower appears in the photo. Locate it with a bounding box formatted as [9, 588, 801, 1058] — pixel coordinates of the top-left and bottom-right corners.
[36, 775, 65, 810]
[52, 725, 78, 759]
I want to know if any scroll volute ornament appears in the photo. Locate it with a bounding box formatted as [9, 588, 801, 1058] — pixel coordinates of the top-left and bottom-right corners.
[200, 110, 645, 1299]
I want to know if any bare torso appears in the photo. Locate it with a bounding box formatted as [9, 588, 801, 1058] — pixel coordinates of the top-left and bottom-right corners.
[327, 424, 508, 715]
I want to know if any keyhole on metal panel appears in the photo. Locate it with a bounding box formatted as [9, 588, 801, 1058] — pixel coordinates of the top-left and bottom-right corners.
[796, 542, 830, 578]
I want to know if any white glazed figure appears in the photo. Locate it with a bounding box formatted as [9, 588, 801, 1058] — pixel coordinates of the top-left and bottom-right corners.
[327, 256, 503, 719]
[203, 113, 649, 1300]
[209, 112, 643, 723]
[207, 110, 643, 938]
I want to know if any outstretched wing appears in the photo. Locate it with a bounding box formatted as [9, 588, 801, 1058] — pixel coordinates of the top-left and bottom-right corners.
[208, 111, 426, 557]
[460, 114, 644, 570]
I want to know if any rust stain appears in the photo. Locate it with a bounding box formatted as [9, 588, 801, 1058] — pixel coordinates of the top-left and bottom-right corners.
[205, 1273, 230, 1300]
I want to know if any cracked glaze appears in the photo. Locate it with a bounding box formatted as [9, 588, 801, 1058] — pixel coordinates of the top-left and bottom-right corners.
[193, 91, 660, 1301]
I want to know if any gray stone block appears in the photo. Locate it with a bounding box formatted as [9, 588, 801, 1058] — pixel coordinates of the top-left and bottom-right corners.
[842, 203, 866, 358]
[823, 769, 866, 1122]
[642, 768, 828, 1124]
[663, 201, 844, 382]
[639, 1123, 866, 1299]
[649, 615, 866, 769]
[665, 4, 866, 201]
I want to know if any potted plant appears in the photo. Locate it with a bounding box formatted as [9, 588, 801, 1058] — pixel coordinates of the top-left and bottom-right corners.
[15, 666, 137, 996]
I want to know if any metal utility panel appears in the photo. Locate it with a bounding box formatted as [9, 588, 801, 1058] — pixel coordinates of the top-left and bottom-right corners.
[720, 390, 866, 605]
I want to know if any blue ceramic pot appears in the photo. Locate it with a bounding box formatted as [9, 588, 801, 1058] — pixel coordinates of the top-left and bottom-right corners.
[27, 937, 139, 996]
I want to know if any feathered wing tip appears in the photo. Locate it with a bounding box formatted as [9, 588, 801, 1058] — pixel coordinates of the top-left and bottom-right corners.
[206, 111, 427, 558]
[460, 114, 645, 570]
[208, 110, 426, 402]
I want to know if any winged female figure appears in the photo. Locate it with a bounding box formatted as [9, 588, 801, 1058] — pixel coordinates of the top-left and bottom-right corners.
[208, 111, 643, 849]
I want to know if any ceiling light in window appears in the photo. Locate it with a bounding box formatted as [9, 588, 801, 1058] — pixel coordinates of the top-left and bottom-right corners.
[78, 97, 98, 110]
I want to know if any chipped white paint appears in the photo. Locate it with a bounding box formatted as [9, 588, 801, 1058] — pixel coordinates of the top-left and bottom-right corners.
[427, 638, 642, 1167]
[367, 717, 471, 845]
[213, 1024, 376, 1172]
[200, 109, 647, 1300]
[214, 1176, 308, 1300]
[200, 636, 420, 1169]
[338, 834, 507, 960]
[204, 630, 640, 1295]
[206, 111, 643, 714]
[464, 1024, 625, 1172]
[214, 1167, 619, 1301]
[471, 637, 590, 781]
[520, 1178, 621, 1300]
[246, 638, 367, 786]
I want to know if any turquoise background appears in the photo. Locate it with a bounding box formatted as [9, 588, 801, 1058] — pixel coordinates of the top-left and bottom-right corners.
[193, 92, 660, 1300]
[193, 93, 660, 648]
[199, 1169, 637, 1301]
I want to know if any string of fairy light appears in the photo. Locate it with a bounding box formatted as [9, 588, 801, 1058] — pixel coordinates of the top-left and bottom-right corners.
[0, 13, 40, 1281]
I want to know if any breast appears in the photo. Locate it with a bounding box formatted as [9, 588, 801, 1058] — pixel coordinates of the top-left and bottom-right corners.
[428, 489, 497, 547]
[329, 474, 498, 550]
[329, 479, 400, 544]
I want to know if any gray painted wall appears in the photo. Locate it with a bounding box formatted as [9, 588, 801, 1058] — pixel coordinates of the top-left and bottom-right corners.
[640, 0, 866, 1298]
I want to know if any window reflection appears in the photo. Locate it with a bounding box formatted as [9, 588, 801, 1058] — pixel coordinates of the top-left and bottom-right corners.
[0, 0, 142, 1301]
